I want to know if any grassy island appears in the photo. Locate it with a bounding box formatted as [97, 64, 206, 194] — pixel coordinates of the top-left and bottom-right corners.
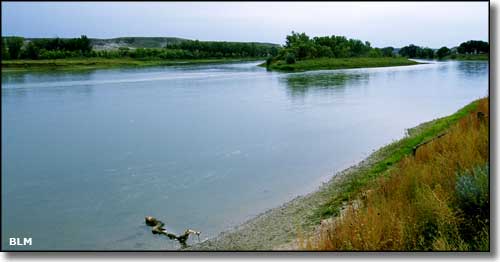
[261, 32, 421, 72]
[263, 57, 418, 72]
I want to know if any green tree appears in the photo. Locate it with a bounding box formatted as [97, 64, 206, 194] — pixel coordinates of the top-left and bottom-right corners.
[285, 53, 296, 64]
[421, 48, 434, 59]
[285, 31, 310, 48]
[368, 48, 382, 58]
[2, 38, 9, 59]
[380, 47, 394, 57]
[24, 41, 40, 59]
[6, 37, 24, 59]
[436, 46, 451, 59]
[266, 56, 273, 67]
[118, 47, 130, 57]
[399, 44, 419, 58]
[457, 40, 489, 54]
[77, 35, 92, 54]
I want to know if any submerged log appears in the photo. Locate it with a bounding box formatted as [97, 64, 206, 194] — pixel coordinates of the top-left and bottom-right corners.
[144, 216, 201, 248]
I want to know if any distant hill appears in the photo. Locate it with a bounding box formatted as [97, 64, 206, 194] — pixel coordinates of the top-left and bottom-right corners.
[90, 37, 188, 50]
[91, 37, 280, 50]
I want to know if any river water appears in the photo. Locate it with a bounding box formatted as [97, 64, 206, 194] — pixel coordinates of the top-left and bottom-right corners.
[1, 60, 488, 250]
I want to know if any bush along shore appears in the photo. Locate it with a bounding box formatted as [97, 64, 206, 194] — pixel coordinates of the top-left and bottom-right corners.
[192, 98, 488, 251]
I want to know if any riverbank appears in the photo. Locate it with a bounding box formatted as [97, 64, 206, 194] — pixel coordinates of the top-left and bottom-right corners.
[304, 98, 489, 251]
[1, 57, 263, 72]
[262, 57, 419, 72]
[191, 98, 485, 250]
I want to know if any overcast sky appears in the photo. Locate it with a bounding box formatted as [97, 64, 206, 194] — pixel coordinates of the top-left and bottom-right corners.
[1, 2, 489, 48]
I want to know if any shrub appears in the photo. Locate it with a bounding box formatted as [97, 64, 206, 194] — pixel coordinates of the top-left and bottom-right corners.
[455, 165, 489, 249]
[436, 47, 451, 59]
[266, 56, 273, 67]
[368, 49, 382, 58]
[20, 42, 40, 59]
[285, 53, 296, 64]
[455, 165, 488, 212]
[6, 37, 24, 59]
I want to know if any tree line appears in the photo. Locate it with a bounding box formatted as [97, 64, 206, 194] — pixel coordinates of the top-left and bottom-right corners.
[271, 32, 489, 64]
[271, 31, 396, 64]
[2, 34, 488, 62]
[398, 40, 489, 59]
[456, 40, 489, 54]
[164, 40, 279, 58]
[1, 36, 279, 60]
[2, 35, 92, 60]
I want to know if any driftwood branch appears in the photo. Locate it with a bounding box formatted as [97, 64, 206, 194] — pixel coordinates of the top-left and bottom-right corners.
[145, 216, 201, 248]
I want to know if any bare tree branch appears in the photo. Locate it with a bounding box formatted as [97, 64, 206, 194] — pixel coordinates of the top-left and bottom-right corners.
[145, 216, 201, 248]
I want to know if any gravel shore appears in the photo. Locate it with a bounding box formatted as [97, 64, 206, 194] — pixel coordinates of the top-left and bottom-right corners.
[188, 116, 443, 251]
[190, 147, 385, 250]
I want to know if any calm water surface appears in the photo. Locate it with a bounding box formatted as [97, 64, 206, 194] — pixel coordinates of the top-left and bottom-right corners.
[1, 60, 488, 250]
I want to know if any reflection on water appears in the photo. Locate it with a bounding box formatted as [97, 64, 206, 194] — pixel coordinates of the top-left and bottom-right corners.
[2, 69, 95, 86]
[282, 72, 369, 97]
[455, 61, 489, 78]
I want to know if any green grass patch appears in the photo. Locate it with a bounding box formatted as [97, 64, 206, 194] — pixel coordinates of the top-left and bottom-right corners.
[2, 57, 263, 73]
[311, 99, 481, 223]
[263, 57, 419, 72]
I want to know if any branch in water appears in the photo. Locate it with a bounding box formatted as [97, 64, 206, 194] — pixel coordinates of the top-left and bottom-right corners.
[145, 216, 201, 248]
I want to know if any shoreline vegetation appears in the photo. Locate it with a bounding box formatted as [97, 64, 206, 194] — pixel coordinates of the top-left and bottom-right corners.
[192, 97, 488, 251]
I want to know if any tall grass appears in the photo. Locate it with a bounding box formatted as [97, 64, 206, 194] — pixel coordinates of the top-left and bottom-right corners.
[304, 98, 489, 251]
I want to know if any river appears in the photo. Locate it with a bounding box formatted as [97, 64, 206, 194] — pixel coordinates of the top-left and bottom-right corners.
[1, 60, 488, 250]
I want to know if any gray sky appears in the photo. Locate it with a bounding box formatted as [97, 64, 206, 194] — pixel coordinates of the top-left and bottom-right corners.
[1, 2, 489, 48]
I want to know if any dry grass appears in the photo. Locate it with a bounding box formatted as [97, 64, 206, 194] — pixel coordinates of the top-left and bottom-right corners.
[304, 98, 489, 251]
